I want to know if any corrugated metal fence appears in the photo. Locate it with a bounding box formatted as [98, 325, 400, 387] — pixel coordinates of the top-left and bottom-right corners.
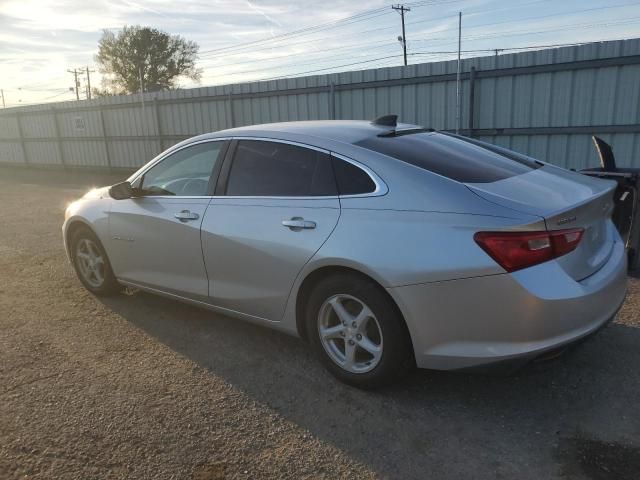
[1, 38, 640, 171]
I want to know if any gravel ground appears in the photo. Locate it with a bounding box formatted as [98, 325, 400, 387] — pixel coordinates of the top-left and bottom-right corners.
[1, 167, 639, 480]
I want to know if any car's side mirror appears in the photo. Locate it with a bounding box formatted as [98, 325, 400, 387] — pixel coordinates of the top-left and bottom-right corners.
[109, 181, 134, 200]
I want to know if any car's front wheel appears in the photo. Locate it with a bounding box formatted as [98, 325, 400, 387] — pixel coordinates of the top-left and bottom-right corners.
[305, 273, 414, 389]
[70, 226, 120, 296]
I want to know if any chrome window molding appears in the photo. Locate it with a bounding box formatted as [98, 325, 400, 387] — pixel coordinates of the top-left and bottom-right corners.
[221, 136, 388, 200]
[329, 151, 387, 199]
[125, 135, 388, 201]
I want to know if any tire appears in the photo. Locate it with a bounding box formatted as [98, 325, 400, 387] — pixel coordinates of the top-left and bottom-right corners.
[305, 273, 414, 389]
[70, 226, 121, 296]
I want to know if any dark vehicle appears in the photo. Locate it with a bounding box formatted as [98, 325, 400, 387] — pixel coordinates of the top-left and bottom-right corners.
[582, 136, 640, 273]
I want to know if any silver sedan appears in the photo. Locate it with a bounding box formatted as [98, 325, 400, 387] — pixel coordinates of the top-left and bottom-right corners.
[63, 117, 628, 388]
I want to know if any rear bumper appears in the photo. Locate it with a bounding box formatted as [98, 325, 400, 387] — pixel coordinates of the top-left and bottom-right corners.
[388, 239, 628, 370]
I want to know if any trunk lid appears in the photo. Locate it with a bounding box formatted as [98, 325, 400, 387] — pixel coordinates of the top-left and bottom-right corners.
[466, 165, 617, 280]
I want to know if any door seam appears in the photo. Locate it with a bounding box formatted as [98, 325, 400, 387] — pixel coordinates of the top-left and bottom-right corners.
[278, 196, 343, 322]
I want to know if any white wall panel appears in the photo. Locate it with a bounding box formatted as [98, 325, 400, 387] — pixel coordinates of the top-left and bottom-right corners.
[1, 39, 639, 170]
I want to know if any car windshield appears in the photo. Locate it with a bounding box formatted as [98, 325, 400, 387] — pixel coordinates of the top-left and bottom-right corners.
[354, 132, 541, 183]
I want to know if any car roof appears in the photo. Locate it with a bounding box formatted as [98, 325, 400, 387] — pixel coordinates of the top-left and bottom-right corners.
[205, 120, 423, 145]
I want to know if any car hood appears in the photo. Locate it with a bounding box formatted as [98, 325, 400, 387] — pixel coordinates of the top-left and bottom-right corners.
[81, 186, 111, 200]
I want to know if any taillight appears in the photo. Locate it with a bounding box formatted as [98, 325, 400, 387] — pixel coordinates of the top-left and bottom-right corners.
[474, 228, 584, 272]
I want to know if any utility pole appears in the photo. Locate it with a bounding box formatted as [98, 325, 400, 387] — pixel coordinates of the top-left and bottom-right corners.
[392, 4, 411, 66]
[139, 65, 145, 108]
[455, 11, 462, 134]
[67, 69, 80, 100]
[85, 66, 95, 100]
[0, 89, 5, 108]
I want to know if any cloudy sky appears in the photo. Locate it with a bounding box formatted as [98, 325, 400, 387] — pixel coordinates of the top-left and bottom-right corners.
[2, 0, 640, 106]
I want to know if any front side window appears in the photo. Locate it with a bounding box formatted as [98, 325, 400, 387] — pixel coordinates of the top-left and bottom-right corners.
[225, 140, 337, 196]
[141, 142, 224, 196]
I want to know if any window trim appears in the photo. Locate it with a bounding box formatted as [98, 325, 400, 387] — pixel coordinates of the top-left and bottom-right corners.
[128, 138, 230, 198]
[215, 136, 386, 199]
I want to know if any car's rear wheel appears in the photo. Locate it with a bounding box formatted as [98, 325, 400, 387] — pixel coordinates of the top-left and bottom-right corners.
[70, 226, 120, 296]
[305, 273, 414, 389]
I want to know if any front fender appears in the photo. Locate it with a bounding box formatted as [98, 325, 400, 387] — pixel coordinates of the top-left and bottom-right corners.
[62, 197, 112, 261]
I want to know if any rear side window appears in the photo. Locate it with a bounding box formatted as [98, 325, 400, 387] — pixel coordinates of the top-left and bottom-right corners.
[226, 140, 337, 196]
[354, 132, 540, 183]
[332, 157, 376, 195]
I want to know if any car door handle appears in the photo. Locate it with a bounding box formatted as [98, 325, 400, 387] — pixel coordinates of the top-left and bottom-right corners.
[174, 210, 199, 222]
[282, 218, 316, 230]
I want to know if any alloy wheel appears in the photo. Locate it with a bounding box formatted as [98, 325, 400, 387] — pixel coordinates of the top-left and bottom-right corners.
[75, 238, 105, 288]
[317, 294, 383, 373]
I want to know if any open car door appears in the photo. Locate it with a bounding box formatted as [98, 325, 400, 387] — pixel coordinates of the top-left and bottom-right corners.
[581, 136, 640, 273]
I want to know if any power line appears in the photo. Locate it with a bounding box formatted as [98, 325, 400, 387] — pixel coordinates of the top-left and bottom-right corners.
[212, 0, 461, 53]
[9, 0, 640, 103]
[197, 10, 393, 59]
[387, 16, 640, 49]
[9, 36, 632, 106]
[409, 1, 640, 41]
[198, 6, 392, 56]
[201, 45, 403, 80]
[197, 10, 640, 83]
[196, 13, 488, 71]
[197, 4, 473, 77]
[197, 38, 400, 69]
[197, 0, 463, 59]
[3, 80, 57, 91]
[197, 0, 549, 61]
[218, 35, 633, 85]
[42, 90, 74, 101]
[255, 54, 404, 81]
[201, 15, 640, 84]
[409, 42, 597, 55]
[4, 89, 72, 107]
[247, 49, 485, 82]
[2, 1, 631, 104]
[240, 0, 636, 62]
[197, 13, 409, 61]
[451, 16, 640, 43]
[196, 0, 628, 82]
[197, 1, 565, 73]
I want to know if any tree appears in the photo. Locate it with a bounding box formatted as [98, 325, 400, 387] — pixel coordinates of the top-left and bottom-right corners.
[95, 25, 201, 96]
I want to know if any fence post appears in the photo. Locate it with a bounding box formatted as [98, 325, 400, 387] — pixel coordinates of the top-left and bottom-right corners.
[15, 114, 28, 165]
[329, 82, 336, 120]
[227, 92, 236, 128]
[99, 108, 112, 171]
[468, 66, 476, 137]
[153, 98, 163, 152]
[51, 107, 65, 167]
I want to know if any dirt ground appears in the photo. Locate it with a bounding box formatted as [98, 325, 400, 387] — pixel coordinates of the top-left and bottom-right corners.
[1, 166, 639, 480]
